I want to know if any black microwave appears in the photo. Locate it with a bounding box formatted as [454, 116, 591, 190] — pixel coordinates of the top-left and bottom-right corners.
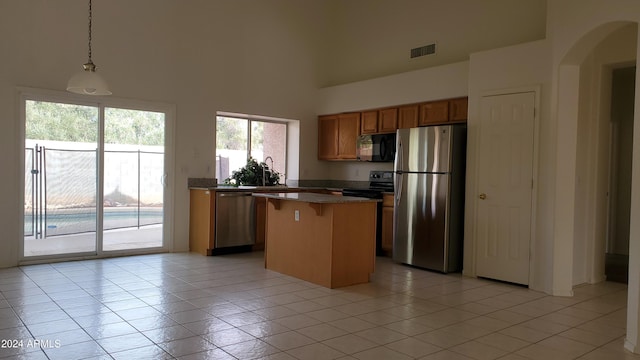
[356, 133, 396, 162]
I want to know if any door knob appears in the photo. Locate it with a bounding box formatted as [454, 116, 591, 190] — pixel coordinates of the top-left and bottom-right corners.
[479, 193, 487, 200]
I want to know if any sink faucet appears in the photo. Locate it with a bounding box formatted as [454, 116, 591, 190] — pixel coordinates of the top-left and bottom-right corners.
[263, 156, 274, 186]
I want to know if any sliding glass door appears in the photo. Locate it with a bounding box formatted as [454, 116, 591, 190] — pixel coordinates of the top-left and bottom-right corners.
[103, 108, 165, 251]
[24, 101, 99, 257]
[22, 94, 170, 259]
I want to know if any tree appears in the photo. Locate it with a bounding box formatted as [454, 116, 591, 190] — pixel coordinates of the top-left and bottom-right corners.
[105, 108, 164, 146]
[25, 100, 165, 146]
[216, 116, 247, 150]
[26, 100, 98, 142]
[215, 116, 265, 151]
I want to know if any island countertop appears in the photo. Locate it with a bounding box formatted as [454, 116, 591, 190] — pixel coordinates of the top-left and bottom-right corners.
[189, 185, 292, 191]
[252, 192, 381, 204]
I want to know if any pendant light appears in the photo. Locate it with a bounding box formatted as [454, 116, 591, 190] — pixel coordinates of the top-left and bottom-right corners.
[67, 0, 111, 95]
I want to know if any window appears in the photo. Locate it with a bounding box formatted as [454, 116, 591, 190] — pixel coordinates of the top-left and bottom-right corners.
[215, 114, 287, 184]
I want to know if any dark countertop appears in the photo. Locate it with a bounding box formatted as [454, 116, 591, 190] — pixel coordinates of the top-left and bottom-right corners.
[187, 177, 371, 192]
[287, 179, 370, 189]
[253, 192, 381, 204]
[189, 185, 293, 191]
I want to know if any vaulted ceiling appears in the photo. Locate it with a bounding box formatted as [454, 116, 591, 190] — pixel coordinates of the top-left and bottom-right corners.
[318, 0, 547, 87]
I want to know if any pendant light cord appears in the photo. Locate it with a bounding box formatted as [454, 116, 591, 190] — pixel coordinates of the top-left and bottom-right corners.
[67, 0, 111, 95]
[87, 0, 93, 64]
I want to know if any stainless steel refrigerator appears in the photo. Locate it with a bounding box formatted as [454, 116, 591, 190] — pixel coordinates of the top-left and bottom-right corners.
[393, 124, 466, 272]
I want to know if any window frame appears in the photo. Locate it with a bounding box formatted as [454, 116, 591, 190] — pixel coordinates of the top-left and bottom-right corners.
[215, 112, 289, 184]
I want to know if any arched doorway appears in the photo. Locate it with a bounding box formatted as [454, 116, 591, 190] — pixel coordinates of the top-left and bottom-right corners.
[567, 23, 638, 286]
[555, 20, 640, 353]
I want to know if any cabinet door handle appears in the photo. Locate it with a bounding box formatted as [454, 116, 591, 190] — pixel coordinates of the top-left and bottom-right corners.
[479, 193, 487, 200]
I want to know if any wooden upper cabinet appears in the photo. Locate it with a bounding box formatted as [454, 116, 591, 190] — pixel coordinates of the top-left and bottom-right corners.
[318, 115, 339, 160]
[337, 112, 360, 159]
[378, 108, 398, 133]
[419, 100, 449, 126]
[361, 110, 378, 134]
[318, 112, 360, 160]
[398, 104, 419, 129]
[320, 97, 467, 160]
[449, 97, 468, 122]
[361, 108, 397, 134]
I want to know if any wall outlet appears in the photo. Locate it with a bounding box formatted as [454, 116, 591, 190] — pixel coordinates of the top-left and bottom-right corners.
[294, 210, 300, 222]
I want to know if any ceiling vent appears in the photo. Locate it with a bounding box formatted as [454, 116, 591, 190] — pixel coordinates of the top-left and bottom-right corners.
[410, 43, 436, 59]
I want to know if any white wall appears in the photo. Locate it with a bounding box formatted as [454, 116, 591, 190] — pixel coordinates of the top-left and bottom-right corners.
[572, 51, 598, 287]
[545, 0, 640, 352]
[571, 24, 637, 286]
[320, 0, 546, 87]
[467, 40, 552, 292]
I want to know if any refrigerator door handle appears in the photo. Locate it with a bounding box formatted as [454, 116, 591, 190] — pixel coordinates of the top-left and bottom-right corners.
[395, 139, 403, 204]
[395, 173, 403, 204]
[394, 138, 403, 172]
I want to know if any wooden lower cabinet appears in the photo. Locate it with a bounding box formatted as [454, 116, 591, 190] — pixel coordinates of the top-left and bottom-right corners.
[264, 196, 377, 288]
[189, 189, 215, 255]
[381, 193, 394, 256]
[254, 196, 267, 250]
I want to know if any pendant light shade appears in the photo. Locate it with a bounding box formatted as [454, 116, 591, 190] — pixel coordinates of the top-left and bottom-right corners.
[67, 0, 111, 96]
[67, 62, 111, 95]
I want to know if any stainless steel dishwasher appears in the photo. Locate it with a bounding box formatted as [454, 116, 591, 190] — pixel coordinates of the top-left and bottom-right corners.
[215, 191, 255, 249]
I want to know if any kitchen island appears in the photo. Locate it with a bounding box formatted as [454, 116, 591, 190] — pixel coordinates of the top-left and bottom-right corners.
[253, 192, 380, 288]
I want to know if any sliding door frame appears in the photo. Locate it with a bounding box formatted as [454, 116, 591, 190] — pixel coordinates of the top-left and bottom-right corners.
[17, 87, 175, 264]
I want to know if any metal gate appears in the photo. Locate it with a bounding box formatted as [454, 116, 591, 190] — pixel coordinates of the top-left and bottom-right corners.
[25, 144, 98, 239]
[25, 145, 163, 239]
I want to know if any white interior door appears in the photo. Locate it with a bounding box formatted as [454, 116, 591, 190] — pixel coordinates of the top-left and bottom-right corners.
[476, 91, 535, 285]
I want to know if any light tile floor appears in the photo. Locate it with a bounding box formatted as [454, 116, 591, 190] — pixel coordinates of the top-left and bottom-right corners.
[0, 251, 639, 360]
[24, 225, 163, 257]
